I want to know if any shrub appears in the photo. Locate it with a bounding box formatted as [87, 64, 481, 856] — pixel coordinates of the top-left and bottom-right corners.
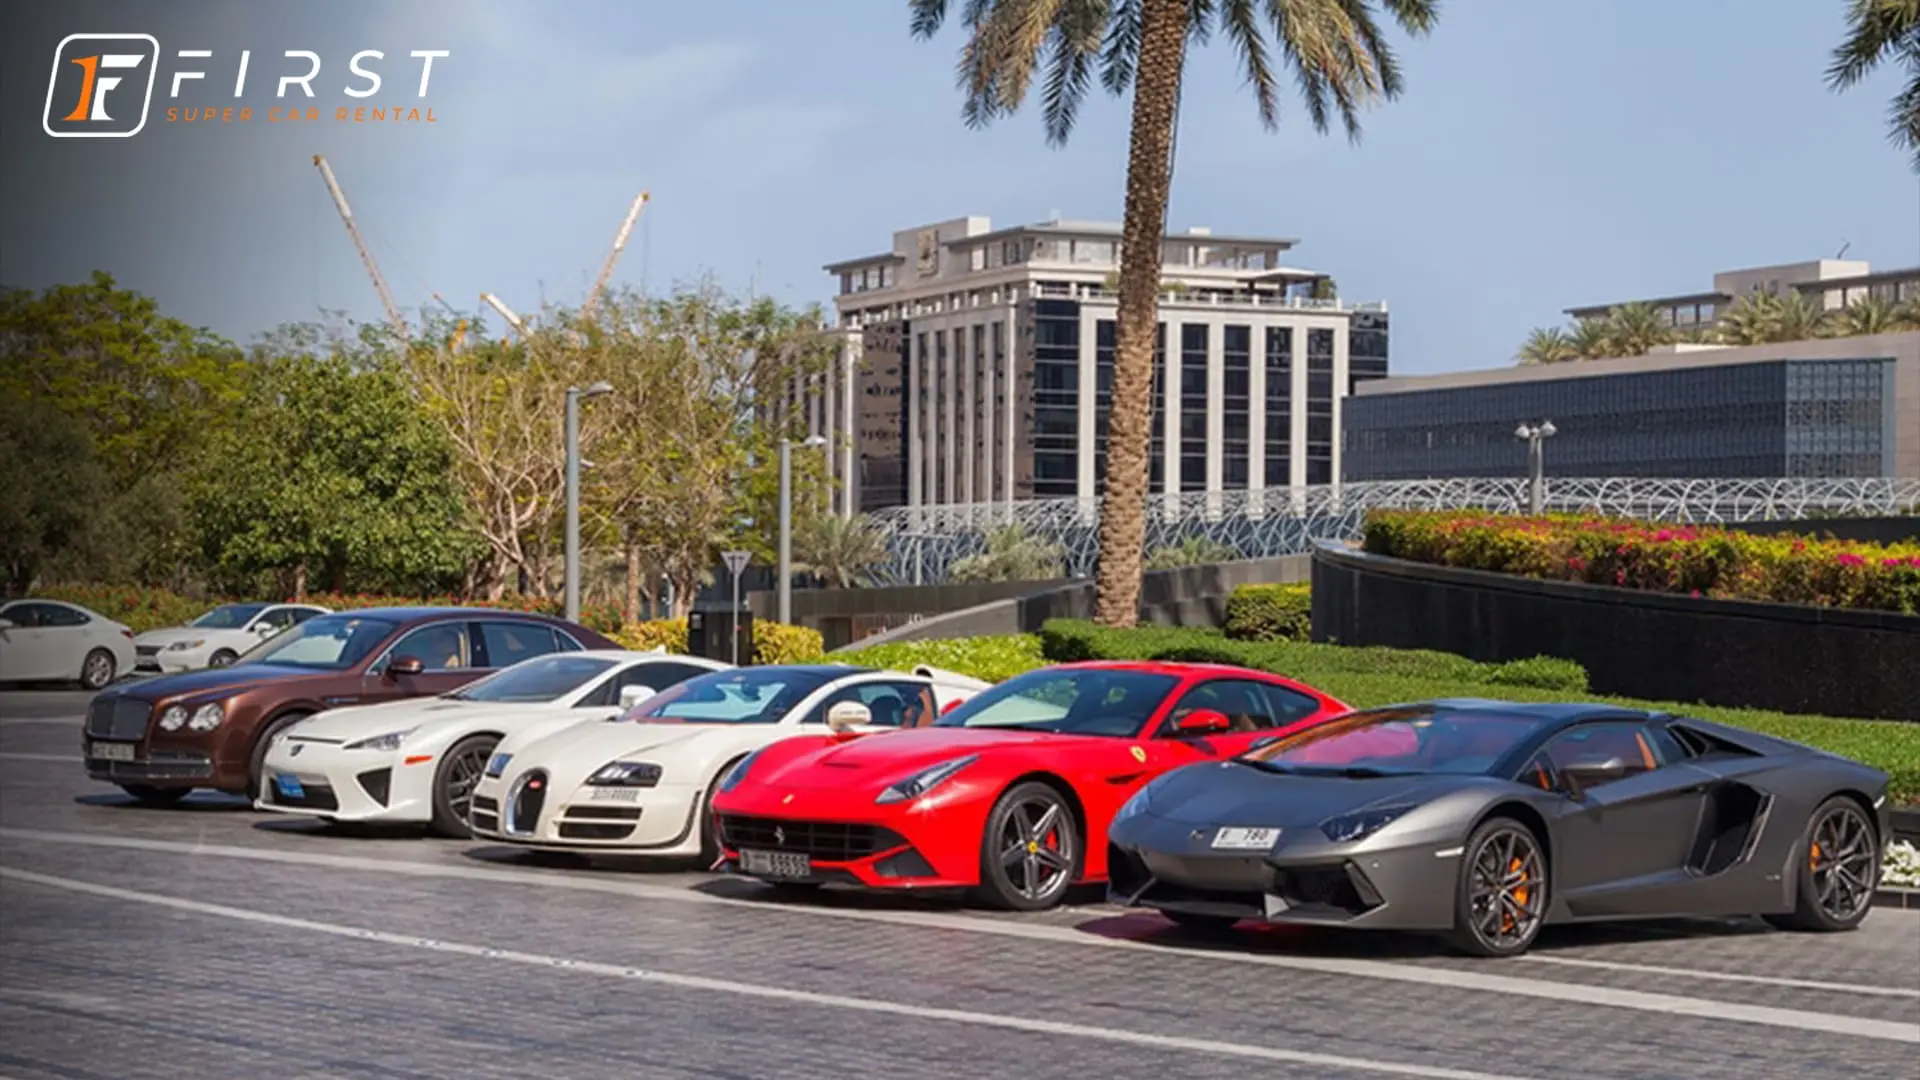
[1223, 583, 1312, 642]
[836, 634, 1046, 682]
[752, 622, 826, 665]
[612, 618, 688, 653]
[1363, 510, 1920, 614]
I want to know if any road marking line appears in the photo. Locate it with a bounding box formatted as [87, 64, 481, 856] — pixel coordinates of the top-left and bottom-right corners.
[0, 753, 81, 762]
[3, 827, 1914, 1044]
[0, 719, 78, 727]
[0, 866, 1538, 1080]
[1519, 955, 1920, 999]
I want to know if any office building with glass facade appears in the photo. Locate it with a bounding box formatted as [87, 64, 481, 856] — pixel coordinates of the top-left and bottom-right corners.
[797, 216, 1389, 513]
[1342, 332, 1920, 481]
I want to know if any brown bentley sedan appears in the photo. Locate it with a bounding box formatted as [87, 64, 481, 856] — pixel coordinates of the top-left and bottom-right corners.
[82, 607, 617, 804]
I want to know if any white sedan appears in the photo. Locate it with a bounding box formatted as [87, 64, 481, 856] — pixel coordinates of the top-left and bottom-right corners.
[469, 662, 989, 863]
[253, 650, 731, 836]
[133, 602, 331, 673]
[0, 599, 137, 689]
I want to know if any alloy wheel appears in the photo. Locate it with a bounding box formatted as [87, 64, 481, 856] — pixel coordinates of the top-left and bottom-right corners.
[996, 794, 1075, 904]
[1809, 803, 1876, 923]
[443, 743, 491, 824]
[1468, 827, 1545, 952]
[82, 652, 112, 689]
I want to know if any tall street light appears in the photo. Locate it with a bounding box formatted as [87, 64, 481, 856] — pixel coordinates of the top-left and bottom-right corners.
[1514, 420, 1557, 516]
[565, 381, 614, 623]
[777, 434, 828, 625]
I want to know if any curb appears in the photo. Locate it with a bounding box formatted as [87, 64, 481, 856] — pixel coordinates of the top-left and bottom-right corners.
[1890, 806, 1920, 844]
[1872, 888, 1920, 910]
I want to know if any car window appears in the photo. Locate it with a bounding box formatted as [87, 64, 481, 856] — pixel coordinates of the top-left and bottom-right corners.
[629, 668, 833, 725]
[804, 680, 937, 728]
[1258, 683, 1325, 725]
[39, 603, 90, 627]
[240, 614, 398, 669]
[389, 622, 471, 672]
[576, 661, 718, 707]
[193, 603, 267, 629]
[1244, 705, 1549, 777]
[935, 668, 1180, 737]
[1162, 679, 1283, 734]
[450, 655, 618, 703]
[252, 606, 303, 631]
[1535, 721, 1669, 791]
[2, 602, 46, 627]
[289, 607, 326, 625]
[474, 621, 563, 669]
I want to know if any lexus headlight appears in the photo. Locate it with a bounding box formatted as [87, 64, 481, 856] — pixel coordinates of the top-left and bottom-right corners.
[1113, 773, 1177, 826]
[187, 702, 225, 732]
[484, 752, 513, 779]
[718, 749, 763, 794]
[167, 640, 205, 651]
[157, 705, 189, 731]
[876, 754, 977, 805]
[343, 726, 417, 752]
[1319, 804, 1415, 844]
[586, 761, 662, 787]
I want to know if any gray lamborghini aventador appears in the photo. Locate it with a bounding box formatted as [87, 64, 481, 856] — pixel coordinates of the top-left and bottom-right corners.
[1105, 699, 1890, 957]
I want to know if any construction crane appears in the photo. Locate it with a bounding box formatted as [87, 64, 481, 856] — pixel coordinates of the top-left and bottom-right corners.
[312, 154, 408, 340]
[429, 291, 468, 352]
[580, 189, 649, 322]
[482, 292, 528, 340]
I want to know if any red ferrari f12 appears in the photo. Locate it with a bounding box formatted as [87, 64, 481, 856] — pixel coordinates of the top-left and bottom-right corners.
[708, 661, 1349, 909]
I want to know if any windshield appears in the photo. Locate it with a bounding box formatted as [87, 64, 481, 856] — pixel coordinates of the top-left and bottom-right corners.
[447, 655, 616, 703]
[626, 668, 834, 725]
[934, 667, 1178, 737]
[1239, 705, 1546, 776]
[192, 603, 268, 629]
[235, 614, 397, 670]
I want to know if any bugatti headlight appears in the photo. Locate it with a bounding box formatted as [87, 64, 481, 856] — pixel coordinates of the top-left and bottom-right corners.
[484, 752, 513, 779]
[1319, 804, 1415, 844]
[718, 748, 763, 794]
[186, 702, 226, 732]
[586, 761, 662, 788]
[876, 754, 977, 805]
[157, 705, 189, 731]
[343, 726, 417, 752]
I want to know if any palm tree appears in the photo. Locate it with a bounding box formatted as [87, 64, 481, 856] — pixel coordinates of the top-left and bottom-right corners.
[909, 0, 1438, 627]
[1773, 290, 1832, 341]
[1828, 0, 1920, 172]
[794, 513, 892, 588]
[1599, 302, 1674, 357]
[1515, 327, 1578, 366]
[1715, 292, 1783, 346]
[949, 524, 1067, 583]
[1569, 317, 1612, 360]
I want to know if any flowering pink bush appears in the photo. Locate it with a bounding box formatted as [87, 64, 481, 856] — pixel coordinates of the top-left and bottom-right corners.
[1363, 511, 1920, 615]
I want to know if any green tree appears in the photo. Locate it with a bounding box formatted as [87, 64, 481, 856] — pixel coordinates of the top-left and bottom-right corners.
[910, 0, 1437, 627]
[0, 394, 113, 593]
[1144, 536, 1238, 569]
[949, 525, 1067, 583]
[1599, 302, 1675, 356]
[1829, 0, 1920, 172]
[1515, 327, 1578, 365]
[795, 513, 894, 588]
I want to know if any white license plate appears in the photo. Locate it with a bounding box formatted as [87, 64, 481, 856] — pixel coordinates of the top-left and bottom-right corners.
[89, 741, 137, 762]
[589, 787, 640, 802]
[740, 848, 812, 879]
[1211, 826, 1281, 850]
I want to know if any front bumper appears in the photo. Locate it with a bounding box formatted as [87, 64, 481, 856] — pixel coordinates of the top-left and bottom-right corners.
[710, 800, 988, 890]
[252, 738, 423, 822]
[467, 771, 706, 855]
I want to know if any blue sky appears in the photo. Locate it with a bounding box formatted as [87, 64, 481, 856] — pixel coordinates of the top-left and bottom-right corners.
[5, 0, 1917, 376]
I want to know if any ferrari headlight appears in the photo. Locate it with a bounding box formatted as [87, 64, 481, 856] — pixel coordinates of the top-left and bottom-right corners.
[343, 726, 417, 752]
[157, 705, 189, 731]
[586, 761, 662, 787]
[1319, 804, 1415, 843]
[718, 749, 763, 794]
[187, 702, 225, 732]
[1113, 773, 1177, 826]
[167, 640, 205, 651]
[876, 754, 977, 805]
[485, 752, 513, 779]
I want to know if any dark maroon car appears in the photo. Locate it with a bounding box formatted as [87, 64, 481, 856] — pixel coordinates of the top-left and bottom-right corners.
[83, 607, 616, 804]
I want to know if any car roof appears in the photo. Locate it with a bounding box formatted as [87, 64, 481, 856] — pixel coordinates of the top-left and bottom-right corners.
[329, 606, 566, 622]
[566, 649, 722, 663]
[1408, 698, 1664, 724]
[1050, 659, 1291, 679]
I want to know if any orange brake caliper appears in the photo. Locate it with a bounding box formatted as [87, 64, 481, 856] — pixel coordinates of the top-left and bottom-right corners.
[1501, 857, 1529, 933]
[1809, 841, 1821, 872]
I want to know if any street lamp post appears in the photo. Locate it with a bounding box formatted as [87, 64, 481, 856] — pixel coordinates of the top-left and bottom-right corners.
[1514, 420, 1557, 516]
[564, 381, 614, 624]
[777, 434, 828, 625]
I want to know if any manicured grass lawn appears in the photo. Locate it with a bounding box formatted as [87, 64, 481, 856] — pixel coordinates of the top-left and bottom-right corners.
[841, 627, 1920, 805]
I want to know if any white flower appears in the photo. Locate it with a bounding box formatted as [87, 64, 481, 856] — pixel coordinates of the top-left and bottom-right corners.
[1884, 839, 1920, 890]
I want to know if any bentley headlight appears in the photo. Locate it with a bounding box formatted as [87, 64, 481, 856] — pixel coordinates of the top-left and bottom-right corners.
[343, 726, 417, 752]
[484, 752, 513, 779]
[876, 755, 977, 805]
[718, 749, 763, 794]
[1320, 804, 1415, 843]
[187, 702, 225, 732]
[586, 761, 662, 787]
[157, 705, 189, 731]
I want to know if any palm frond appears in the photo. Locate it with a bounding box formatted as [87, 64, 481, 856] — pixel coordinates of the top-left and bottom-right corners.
[909, 0, 951, 38]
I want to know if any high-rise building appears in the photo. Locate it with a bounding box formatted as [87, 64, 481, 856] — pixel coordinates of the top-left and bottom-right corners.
[798, 216, 1389, 513]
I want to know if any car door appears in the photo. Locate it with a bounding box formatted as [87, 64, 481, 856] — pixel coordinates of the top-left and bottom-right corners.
[34, 602, 98, 680]
[1152, 678, 1291, 763]
[1529, 719, 1717, 916]
[361, 620, 479, 702]
[0, 602, 57, 680]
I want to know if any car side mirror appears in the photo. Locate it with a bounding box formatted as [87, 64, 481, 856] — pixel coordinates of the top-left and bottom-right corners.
[1559, 755, 1629, 799]
[618, 684, 655, 710]
[826, 701, 872, 732]
[386, 655, 425, 679]
[255, 623, 279, 636]
[1172, 708, 1232, 736]
[0, 617, 13, 629]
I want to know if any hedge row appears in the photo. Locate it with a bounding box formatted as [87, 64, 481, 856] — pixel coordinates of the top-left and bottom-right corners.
[1222, 582, 1311, 642]
[610, 618, 825, 666]
[1363, 510, 1920, 614]
[34, 583, 627, 635]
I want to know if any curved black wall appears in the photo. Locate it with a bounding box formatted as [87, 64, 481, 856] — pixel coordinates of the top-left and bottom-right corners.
[1730, 516, 1919, 545]
[1310, 544, 1920, 722]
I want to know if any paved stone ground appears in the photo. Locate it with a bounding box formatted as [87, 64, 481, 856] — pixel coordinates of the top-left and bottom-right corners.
[2, 688, 1916, 1080]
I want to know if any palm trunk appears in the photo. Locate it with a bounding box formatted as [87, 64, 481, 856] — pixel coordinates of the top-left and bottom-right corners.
[1092, 0, 1188, 628]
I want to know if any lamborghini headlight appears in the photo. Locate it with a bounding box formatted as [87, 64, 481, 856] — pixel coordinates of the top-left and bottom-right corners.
[157, 705, 190, 731]
[187, 702, 225, 732]
[586, 761, 662, 787]
[1319, 804, 1415, 843]
[875, 755, 977, 805]
[1113, 773, 1177, 826]
[343, 726, 417, 752]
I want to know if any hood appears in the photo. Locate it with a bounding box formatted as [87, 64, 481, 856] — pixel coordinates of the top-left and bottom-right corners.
[133, 626, 214, 647]
[285, 696, 533, 740]
[111, 662, 326, 702]
[754, 725, 1077, 789]
[1141, 762, 1480, 828]
[502, 719, 765, 790]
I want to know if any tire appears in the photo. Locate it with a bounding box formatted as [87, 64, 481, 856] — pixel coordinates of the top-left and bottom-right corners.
[1161, 909, 1242, 935]
[208, 649, 239, 668]
[699, 755, 750, 867]
[1448, 815, 1548, 958]
[1763, 796, 1878, 933]
[248, 712, 310, 798]
[430, 734, 499, 838]
[79, 649, 116, 690]
[119, 784, 189, 806]
[973, 780, 1080, 911]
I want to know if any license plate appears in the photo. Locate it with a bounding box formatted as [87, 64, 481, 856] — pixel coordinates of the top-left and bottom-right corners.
[274, 774, 305, 800]
[89, 741, 136, 762]
[1211, 826, 1281, 850]
[589, 787, 640, 802]
[740, 848, 811, 879]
